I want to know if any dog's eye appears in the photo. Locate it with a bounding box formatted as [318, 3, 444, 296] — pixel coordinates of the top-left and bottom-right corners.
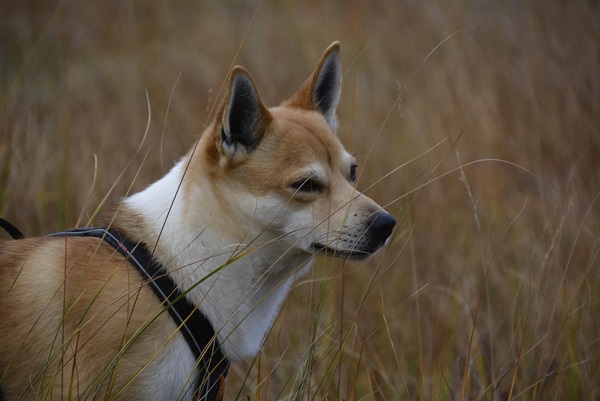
[350, 163, 358, 182]
[290, 178, 321, 193]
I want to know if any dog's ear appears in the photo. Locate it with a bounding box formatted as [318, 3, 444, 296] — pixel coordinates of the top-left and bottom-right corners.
[284, 42, 342, 132]
[218, 67, 272, 161]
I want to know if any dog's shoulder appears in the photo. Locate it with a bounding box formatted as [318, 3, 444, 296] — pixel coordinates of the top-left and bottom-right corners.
[0, 234, 138, 295]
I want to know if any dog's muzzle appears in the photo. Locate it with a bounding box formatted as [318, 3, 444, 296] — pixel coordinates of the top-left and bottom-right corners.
[366, 210, 396, 249]
[311, 209, 396, 260]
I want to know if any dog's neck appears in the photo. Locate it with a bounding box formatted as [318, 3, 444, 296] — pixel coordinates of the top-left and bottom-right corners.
[119, 158, 313, 361]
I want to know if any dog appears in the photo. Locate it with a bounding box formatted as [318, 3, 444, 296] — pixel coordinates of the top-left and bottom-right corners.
[0, 42, 395, 401]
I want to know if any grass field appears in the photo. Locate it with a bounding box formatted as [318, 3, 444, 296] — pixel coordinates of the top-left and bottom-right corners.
[1, 0, 599, 399]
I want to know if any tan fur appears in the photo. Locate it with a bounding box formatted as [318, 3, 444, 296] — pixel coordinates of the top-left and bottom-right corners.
[0, 237, 180, 400]
[0, 42, 395, 400]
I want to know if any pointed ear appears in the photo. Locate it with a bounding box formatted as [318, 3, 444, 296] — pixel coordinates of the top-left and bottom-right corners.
[218, 66, 272, 161]
[284, 42, 342, 132]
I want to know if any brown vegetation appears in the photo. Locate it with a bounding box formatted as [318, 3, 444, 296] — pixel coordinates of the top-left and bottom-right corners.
[1, 1, 599, 399]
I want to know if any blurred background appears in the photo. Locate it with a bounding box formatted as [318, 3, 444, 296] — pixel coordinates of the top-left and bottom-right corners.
[1, 1, 599, 399]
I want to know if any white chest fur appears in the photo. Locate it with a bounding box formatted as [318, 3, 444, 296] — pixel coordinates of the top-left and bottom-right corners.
[124, 160, 312, 362]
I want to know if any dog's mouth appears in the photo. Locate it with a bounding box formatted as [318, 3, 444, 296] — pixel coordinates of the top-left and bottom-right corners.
[310, 243, 375, 261]
[309, 211, 395, 260]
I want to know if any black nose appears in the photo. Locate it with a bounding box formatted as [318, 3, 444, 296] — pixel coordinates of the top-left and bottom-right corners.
[368, 210, 396, 245]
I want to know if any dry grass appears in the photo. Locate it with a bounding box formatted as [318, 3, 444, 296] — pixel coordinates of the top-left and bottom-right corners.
[1, 0, 599, 400]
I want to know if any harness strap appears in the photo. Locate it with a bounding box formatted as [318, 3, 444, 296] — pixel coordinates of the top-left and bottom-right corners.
[0, 218, 25, 240]
[47, 227, 229, 401]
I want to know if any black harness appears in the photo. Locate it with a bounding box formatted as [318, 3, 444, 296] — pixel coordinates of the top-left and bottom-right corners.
[0, 219, 229, 401]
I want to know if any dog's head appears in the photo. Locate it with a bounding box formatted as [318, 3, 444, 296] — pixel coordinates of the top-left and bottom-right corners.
[192, 42, 395, 261]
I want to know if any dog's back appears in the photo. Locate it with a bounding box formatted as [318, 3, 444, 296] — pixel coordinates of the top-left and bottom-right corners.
[0, 236, 193, 400]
